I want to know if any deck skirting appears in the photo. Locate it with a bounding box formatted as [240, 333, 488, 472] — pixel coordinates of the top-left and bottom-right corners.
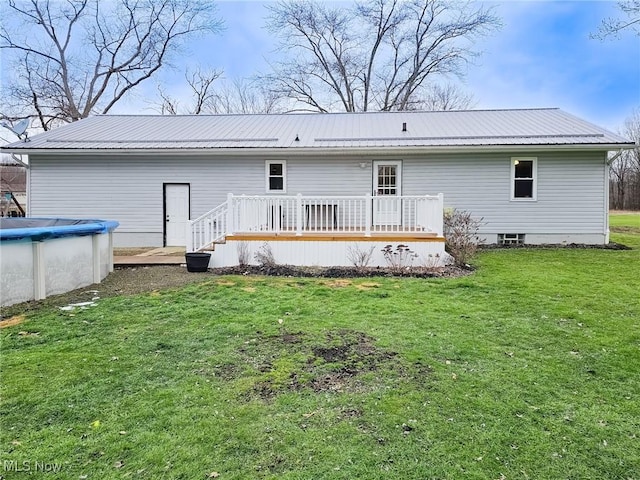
[207, 236, 450, 268]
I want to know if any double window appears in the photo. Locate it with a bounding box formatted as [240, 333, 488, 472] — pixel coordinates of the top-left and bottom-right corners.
[266, 160, 286, 193]
[511, 157, 537, 200]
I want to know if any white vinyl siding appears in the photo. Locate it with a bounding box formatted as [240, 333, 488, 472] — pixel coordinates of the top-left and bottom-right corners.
[28, 150, 607, 246]
[29, 156, 264, 245]
[403, 151, 606, 236]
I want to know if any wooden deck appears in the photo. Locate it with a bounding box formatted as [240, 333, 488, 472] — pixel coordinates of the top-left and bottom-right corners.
[226, 231, 444, 242]
[188, 193, 444, 253]
[114, 247, 186, 266]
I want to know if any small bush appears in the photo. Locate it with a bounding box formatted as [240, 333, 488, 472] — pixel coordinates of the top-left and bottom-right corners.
[254, 242, 276, 267]
[443, 209, 484, 266]
[422, 253, 442, 269]
[381, 244, 418, 272]
[347, 244, 376, 269]
[237, 241, 251, 266]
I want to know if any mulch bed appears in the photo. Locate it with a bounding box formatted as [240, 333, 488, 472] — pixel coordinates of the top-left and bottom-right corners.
[480, 242, 631, 250]
[209, 264, 472, 278]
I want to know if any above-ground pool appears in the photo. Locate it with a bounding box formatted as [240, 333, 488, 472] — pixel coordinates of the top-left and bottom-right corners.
[1, 218, 119, 307]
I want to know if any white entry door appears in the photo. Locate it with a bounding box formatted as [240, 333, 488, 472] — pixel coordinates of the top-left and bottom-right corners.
[164, 184, 190, 246]
[373, 160, 402, 226]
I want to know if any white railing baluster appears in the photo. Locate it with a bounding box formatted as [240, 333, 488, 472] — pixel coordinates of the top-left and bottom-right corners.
[187, 197, 232, 252]
[365, 194, 372, 236]
[189, 193, 444, 251]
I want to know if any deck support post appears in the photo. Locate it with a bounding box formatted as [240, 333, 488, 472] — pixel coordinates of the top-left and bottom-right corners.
[435, 193, 444, 237]
[226, 193, 235, 237]
[365, 193, 372, 236]
[296, 193, 303, 236]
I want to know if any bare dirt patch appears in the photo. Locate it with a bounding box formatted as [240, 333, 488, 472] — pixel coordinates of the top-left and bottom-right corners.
[323, 279, 353, 288]
[0, 315, 25, 329]
[225, 329, 416, 399]
[1, 266, 211, 320]
[611, 226, 640, 235]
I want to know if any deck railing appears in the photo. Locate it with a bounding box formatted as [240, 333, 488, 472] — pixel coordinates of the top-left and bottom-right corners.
[187, 193, 443, 252]
[187, 201, 229, 252]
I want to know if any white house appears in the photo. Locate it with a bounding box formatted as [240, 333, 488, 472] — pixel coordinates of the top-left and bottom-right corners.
[2, 108, 634, 267]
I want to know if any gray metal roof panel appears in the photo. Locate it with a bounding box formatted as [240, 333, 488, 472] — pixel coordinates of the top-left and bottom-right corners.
[3, 108, 633, 151]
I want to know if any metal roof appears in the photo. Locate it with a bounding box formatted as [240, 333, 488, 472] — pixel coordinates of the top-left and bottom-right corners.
[2, 108, 634, 153]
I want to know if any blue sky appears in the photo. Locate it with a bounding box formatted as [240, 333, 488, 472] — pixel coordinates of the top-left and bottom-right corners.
[468, 1, 640, 129]
[142, 0, 639, 132]
[1, 0, 638, 135]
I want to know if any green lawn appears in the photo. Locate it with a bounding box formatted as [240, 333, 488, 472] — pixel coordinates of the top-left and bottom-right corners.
[610, 212, 640, 249]
[1, 227, 639, 479]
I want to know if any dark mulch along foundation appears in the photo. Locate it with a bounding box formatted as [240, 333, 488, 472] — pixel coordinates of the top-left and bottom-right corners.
[480, 242, 631, 251]
[210, 264, 472, 278]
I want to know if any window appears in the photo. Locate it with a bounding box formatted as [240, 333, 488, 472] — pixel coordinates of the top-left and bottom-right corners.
[266, 160, 286, 192]
[511, 157, 537, 200]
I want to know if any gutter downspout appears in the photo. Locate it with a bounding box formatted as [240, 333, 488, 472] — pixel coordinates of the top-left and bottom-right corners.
[10, 153, 29, 169]
[606, 148, 625, 165]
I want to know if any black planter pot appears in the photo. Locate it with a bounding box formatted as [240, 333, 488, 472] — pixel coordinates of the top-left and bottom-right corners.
[185, 252, 211, 272]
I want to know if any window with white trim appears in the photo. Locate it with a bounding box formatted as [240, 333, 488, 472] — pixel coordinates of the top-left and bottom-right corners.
[266, 160, 286, 192]
[511, 157, 537, 200]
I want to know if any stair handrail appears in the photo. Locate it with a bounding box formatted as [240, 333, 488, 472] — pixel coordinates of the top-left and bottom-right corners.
[187, 200, 229, 252]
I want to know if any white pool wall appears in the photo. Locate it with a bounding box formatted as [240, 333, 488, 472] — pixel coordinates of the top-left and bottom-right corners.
[1, 231, 115, 307]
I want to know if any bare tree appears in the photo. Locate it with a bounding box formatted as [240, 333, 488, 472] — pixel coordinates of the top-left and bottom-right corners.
[593, 0, 640, 39]
[156, 68, 223, 115]
[610, 150, 634, 210]
[0, 0, 223, 130]
[154, 76, 285, 115]
[262, 0, 500, 112]
[206, 78, 285, 114]
[409, 83, 476, 111]
[610, 109, 640, 210]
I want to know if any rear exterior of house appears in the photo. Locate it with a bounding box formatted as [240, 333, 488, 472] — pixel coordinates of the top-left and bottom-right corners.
[3, 108, 634, 266]
[25, 150, 610, 246]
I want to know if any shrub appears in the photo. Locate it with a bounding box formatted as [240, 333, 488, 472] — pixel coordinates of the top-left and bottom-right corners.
[443, 209, 484, 266]
[237, 241, 251, 266]
[254, 242, 276, 267]
[422, 253, 443, 269]
[347, 244, 376, 270]
[381, 244, 418, 272]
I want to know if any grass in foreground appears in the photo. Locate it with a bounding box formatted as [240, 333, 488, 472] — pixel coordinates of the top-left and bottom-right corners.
[1, 232, 639, 479]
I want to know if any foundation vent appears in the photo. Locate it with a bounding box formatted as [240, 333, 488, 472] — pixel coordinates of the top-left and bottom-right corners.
[498, 233, 525, 245]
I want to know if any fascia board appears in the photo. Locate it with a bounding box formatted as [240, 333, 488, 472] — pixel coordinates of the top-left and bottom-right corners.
[2, 143, 636, 156]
